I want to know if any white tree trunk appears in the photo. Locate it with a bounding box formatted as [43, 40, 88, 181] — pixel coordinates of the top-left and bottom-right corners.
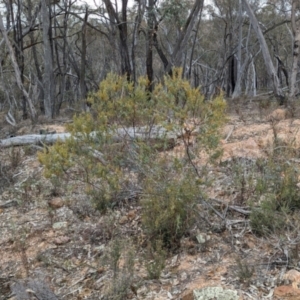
[232, 0, 243, 98]
[0, 15, 37, 121]
[166, 0, 204, 73]
[245, 60, 256, 97]
[41, 0, 55, 118]
[242, 0, 284, 102]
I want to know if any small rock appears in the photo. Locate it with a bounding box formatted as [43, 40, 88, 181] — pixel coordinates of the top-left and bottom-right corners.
[283, 269, 300, 288]
[170, 254, 179, 267]
[180, 272, 188, 281]
[52, 222, 67, 229]
[193, 287, 239, 300]
[181, 290, 194, 300]
[119, 215, 128, 225]
[53, 236, 70, 245]
[97, 267, 105, 274]
[127, 210, 136, 220]
[160, 272, 172, 279]
[274, 285, 300, 299]
[196, 234, 210, 244]
[266, 108, 289, 122]
[137, 285, 148, 297]
[171, 287, 181, 295]
[0, 200, 18, 209]
[172, 278, 180, 285]
[48, 197, 64, 209]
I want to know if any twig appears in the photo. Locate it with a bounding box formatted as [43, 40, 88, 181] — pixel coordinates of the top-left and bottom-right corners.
[224, 126, 234, 142]
[200, 197, 225, 220]
[209, 198, 251, 215]
[226, 219, 249, 226]
[61, 276, 86, 298]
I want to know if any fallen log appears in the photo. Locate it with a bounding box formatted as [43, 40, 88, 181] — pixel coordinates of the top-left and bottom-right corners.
[0, 132, 72, 147]
[0, 125, 184, 148]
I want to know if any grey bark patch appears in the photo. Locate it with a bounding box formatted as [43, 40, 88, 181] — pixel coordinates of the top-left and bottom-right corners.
[10, 279, 58, 300]
[193, 286, 239, 300]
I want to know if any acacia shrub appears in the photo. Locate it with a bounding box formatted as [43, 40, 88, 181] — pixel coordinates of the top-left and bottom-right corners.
[38, 69, 226, 249]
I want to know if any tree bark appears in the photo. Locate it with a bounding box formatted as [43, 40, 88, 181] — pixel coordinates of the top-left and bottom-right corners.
[131, 0, 146, 84]
[41, 0, 55, 118]
[0, 125, 184, 148]
[0, 15, 37, 121]
[242, 0, 284, 103]
[80, 7, 88, 101]
[27, 0, 45, 114]
[166, 0, 204, 73]
[289, 0, 300, 99]
[232, 0, 243, 98]
[146, 0, 155, 92]
[103, 0, 132, 80]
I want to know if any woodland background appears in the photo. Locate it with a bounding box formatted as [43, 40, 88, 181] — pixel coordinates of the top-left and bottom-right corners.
[0, 0, 299, 122]
[2, 1, 300, 299]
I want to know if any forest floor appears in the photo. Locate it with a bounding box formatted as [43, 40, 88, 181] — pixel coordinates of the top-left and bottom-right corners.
[1, 100, 300, 300]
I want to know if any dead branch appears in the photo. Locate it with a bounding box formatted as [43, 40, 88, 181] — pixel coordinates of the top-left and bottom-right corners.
[0, 125, 181, 148]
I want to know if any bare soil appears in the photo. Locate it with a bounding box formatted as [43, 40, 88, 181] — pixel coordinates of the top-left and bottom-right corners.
[1, 101, 300, 300]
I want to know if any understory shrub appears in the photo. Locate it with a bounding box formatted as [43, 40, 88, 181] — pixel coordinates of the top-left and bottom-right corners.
[247, 151, 300, 236]
[102, 238, 135, 299]
[38, 68, 226, 249]
[141, 158, 202, 249]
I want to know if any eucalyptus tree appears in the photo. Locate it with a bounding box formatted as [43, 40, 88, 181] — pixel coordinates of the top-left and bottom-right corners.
[200, 0, 242, 98]
[146, 0, 155, 91]
[41, 0, 55, 118]
[143, 0, 204, 90]
[232, 0, 244, 98]
[103, 0, 132, 80]
[242, 0, 285, 103]
[165, 0, 204, 73]
[1, 0, 33, 119]
[289, 0, 300, 99]
[131, 0, 146, 84]
[0, 14, 37, 121]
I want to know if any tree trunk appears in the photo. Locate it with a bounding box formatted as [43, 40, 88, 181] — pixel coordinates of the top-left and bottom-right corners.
[131, 0, 146, 84]
[0, 125, 183, 148]
[166, 0, 204, 73]
[80, 8, 88, 101]
[242, 0, 284, 103]
[188, 16, 201, 82]
[146, 0, 155, 92]
[232, 0, 243, 98]
[0, 15, 37, 121]
[153, 16, 169, 71]
[15, 0, 27, 119]
[289, 0, 300, 99]
[103, 0, 132, 80]
[41, 0, 55, 118]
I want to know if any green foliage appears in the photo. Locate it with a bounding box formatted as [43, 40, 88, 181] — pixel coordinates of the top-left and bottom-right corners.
[252, 159, 300, 211]
[229, 139, 300, 237]
[235, 258, 255, 285]
[145, 240, 166, 279]
[9, 147, 22, 170]
[250, 203, 285, 237]
[0, 148, 23, 192]
[102, 238, 135, 299]
[248, 157, 300, 236]
[38, 69, 226, 249]
[160, 0, 191, 28]
[141, 159, 200, 249]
